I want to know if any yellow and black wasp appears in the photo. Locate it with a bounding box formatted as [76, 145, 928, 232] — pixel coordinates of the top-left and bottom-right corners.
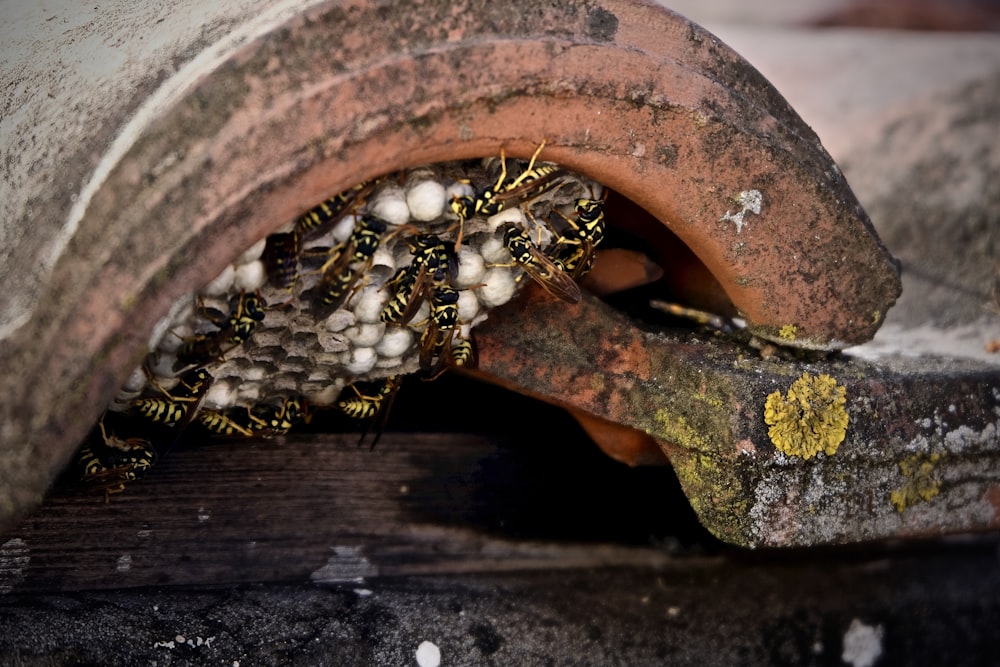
[262, 182, 375, 292]
[424, 331, 478, 382]
[174, 291, 267, 371]
[380, 265, 420, 326]
[262, 231, 302, 292]
[131, 367, 213, 428]
[197, 394, 308, 439]
[548, 197, 606, 279]
[450, 141, 567, 249]
[78, 415, 157, 499]
[337, 375, 401, 449]
[380, 233, 459, 326]
[196, 406, 258, 437]
[248, 394, 309, 437]
[500, 222, 582, 304]
[418, 285, 461, 369]
[226, 292, 267, 344]
[548, 242, 591, 280]
[448, 335, 477, 370]
[293, 182, 374, 240]
[306, 213, 390, 318]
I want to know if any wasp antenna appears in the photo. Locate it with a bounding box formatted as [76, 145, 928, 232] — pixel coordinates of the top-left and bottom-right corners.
[497, 145, 508, 187]
[526, 139, 548, 172]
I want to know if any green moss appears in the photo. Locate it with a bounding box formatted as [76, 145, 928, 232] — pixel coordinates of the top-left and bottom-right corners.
[763, 373, 848, 460]
[890, 453, 942, 512]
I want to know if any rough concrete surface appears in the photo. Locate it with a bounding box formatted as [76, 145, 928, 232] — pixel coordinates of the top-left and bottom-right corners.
[840, 72, 1000, 329]
[2, 539, 999, 666]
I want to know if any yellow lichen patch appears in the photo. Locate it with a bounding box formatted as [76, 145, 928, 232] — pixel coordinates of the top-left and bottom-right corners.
[763, 373, 849, 460]
[654, 409, 709, 451]
[890, 453, 942, 512]
[694, 389, 725, 410]
[778, 324, 798, 341]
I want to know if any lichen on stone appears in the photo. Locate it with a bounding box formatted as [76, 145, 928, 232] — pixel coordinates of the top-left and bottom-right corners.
[763, 372, 849, 460]
[778, 324, 798, 341]
[654, 409, 709, 451]
[889, 453, 942, 512]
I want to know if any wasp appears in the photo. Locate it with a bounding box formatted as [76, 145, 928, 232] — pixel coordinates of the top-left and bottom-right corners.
[197, 395, 307, 439]
[79, 416, 157, 499]
[306, 213, 389, 318]
[174, 332, 219, 374]
[196, 407, 257, 437]
[131, 367, 213, 428]
[567, 197, 606, 245]
[293, 181, 374, 240]
[418, 286, 461, 369]
[548, 242, 591, 280]
[543, 197, 606, 279]
[265, 182, 374, 292]
[561, 197, 607, 253]
[227, 291, 267, 344]
[262, 231, 302, 291]
[337, 377, 400, 420]
[174, 291, 267, 371]
[380, 265, 420, 325]
[500, 222, 581, 304]
[649, 300, 737, 333]
[337, 375, 401, 449]
[409, 233, 459, 286]
[380, 234, 458, 326]
[424, 331, 477, 382]
[449, 335, 477, 370]
[450, 141, 567, 249]
[249, 394, 309, 436]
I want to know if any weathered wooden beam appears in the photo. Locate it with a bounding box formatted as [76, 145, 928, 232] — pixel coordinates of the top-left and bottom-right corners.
[1, 426, 697, 594]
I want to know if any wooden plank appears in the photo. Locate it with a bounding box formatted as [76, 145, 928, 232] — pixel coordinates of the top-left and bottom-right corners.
[1, 415, 708, 593]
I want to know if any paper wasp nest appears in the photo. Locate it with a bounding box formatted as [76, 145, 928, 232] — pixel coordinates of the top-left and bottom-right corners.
[104, 151, 605, 438]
